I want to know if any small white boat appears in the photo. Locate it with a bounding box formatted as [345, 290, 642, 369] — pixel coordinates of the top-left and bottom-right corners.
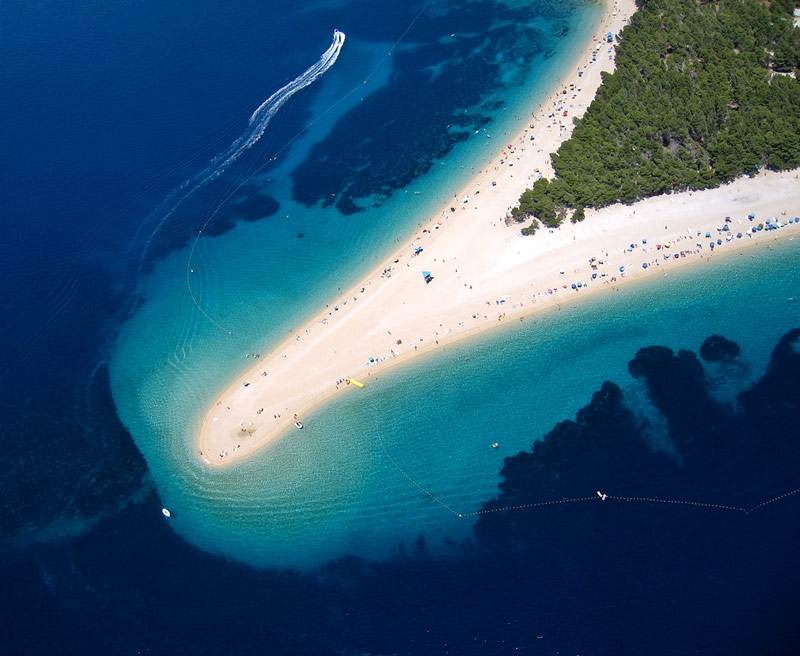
[294, 421, 304, 429]
[161, 508, 171, 518]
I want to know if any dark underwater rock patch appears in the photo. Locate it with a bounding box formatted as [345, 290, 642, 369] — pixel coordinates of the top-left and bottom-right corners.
[700, 334, 741, 362]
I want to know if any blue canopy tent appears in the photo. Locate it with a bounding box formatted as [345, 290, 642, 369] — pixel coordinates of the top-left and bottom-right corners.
[422, 270, 433, 284]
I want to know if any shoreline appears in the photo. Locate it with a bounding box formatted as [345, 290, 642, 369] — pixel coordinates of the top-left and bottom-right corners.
[196, 0, 799, 467]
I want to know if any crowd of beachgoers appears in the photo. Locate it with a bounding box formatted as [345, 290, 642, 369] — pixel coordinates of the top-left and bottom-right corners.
[196, 0, 800, 467]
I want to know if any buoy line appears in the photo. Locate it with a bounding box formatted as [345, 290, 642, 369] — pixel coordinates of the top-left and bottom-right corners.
[372, 413, 461, 517]
[371, 409, 800, 520]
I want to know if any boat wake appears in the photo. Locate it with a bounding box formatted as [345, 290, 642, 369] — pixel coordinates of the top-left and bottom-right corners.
[134, 30, 346, 273]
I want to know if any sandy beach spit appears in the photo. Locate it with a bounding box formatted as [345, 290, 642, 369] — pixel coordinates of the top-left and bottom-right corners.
[197, 0, 800, 467]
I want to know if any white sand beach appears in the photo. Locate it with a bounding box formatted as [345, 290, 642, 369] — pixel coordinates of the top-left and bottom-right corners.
[197, 0, 800, 466]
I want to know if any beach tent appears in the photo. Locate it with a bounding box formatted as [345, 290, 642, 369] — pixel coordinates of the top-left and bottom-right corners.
[422, 271, 434, 284]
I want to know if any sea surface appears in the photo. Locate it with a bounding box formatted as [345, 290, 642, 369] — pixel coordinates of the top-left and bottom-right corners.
[2, 1, 799, 654]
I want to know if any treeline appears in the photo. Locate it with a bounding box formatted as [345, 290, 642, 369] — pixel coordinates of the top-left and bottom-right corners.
[513, 0, 800, 234]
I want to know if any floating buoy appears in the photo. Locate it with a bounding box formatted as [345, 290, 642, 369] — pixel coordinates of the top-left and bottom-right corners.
[492, 443, 499, 448]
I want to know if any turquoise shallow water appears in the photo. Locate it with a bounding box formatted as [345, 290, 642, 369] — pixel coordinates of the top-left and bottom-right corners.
[109, 0, 800, 569]
[110, 0, 605, 568]
[113, 225, 800, 569]
[8, 1, 800, 652]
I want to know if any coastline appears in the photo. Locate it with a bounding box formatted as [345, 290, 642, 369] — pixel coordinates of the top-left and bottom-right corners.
[196, 0, 799, 467]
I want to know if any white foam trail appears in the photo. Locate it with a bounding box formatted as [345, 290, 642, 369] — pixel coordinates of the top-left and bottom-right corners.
[135, 30, 346, 271]
[202, 29, 346, 190]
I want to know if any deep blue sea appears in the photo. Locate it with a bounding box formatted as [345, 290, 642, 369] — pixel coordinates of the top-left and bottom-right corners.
[2, 1, 799, 654]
